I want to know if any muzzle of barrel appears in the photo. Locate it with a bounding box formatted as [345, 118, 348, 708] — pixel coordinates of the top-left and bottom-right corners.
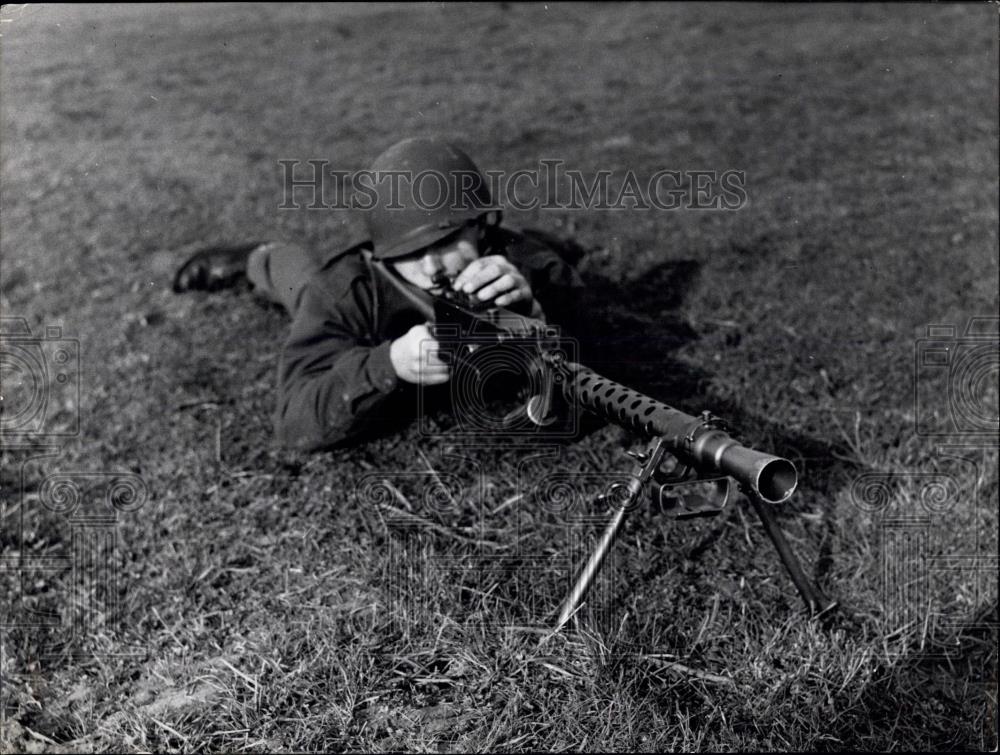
[690, 430, 797, 504]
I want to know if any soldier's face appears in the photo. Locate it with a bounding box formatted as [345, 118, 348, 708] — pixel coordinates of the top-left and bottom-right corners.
[390, 224, 482, 289]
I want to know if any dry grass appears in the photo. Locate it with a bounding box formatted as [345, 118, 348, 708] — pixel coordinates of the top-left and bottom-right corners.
[1, 3, 997, 751]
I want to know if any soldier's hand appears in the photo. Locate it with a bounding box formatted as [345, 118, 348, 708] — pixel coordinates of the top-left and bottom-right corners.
[452, 255, 533, 307]
[389, 323, 450, 385]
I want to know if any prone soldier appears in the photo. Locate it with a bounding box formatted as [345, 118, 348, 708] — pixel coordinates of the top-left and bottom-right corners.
[173, 137, 585, 450]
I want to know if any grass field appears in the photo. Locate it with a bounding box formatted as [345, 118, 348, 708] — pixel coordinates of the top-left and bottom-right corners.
[1, 3, 997, 751]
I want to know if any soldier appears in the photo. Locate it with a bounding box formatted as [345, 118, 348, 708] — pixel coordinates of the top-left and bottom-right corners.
[173, 137, 584, 450]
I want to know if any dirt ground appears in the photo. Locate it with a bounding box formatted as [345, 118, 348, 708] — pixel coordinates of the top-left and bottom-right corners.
[1, 3, 997, 751]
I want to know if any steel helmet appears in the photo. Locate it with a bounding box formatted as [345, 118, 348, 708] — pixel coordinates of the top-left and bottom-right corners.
[362, 137, 497, 260]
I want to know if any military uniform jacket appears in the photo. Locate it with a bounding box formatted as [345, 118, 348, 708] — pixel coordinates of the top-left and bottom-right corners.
[275, 227, 584, 451]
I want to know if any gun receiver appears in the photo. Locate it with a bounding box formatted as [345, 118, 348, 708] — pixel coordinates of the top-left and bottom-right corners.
[426, 276, 834, 627]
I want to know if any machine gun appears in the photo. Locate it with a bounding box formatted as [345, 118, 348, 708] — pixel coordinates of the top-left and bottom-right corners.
[428, 273, 835, 629]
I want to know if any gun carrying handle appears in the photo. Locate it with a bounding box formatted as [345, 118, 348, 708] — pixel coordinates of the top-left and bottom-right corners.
[651, 476, 731, 518]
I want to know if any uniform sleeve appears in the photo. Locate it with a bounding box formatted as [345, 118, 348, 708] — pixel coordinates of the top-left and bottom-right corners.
[274, 279, 406, 451]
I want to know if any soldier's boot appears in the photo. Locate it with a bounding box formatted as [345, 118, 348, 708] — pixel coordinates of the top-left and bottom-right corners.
[172, 241, 264, 293]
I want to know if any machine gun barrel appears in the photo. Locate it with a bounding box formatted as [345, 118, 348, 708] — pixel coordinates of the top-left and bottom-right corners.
[556, 361, 797, 504]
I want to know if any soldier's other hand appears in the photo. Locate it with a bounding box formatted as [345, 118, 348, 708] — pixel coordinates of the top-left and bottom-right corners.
[390, 323, 450, 385]
[452, 255, 533, 307]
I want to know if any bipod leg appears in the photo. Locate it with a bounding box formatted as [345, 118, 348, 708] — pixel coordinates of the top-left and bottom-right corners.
[554, 493, 630, 631]
[553, 438, 670, 632]
[748, 495, 836, 617]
